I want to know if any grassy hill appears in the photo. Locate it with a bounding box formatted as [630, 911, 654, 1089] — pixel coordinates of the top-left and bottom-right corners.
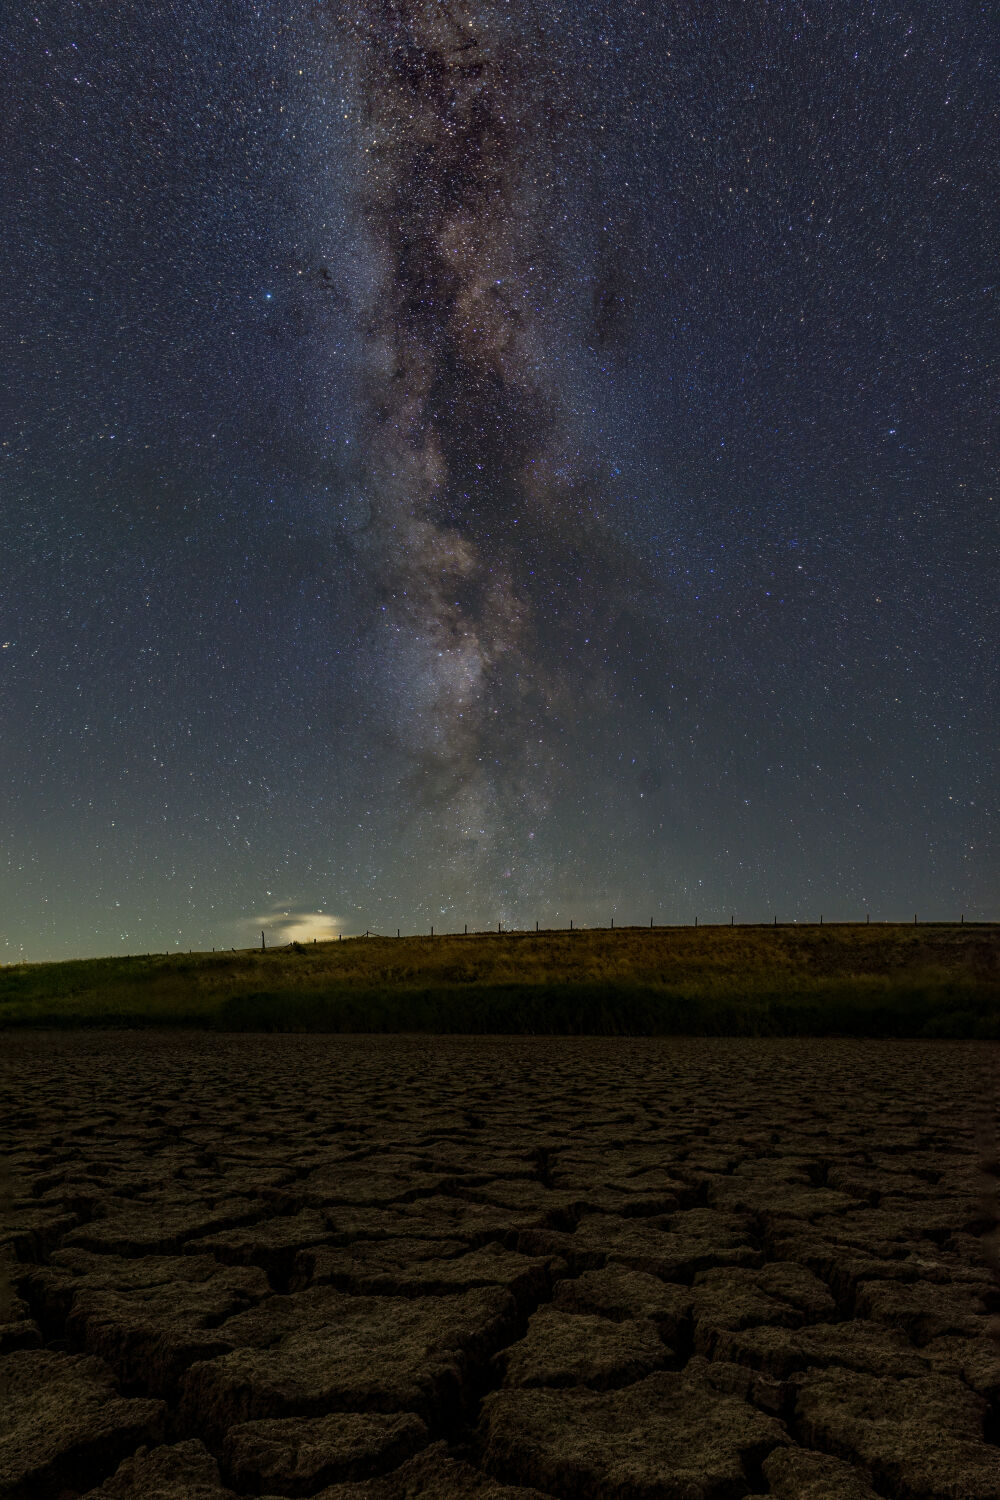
[0, 922, 997, 1036]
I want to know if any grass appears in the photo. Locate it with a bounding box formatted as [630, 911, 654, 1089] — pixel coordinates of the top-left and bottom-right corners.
[0, 923, 997, 1037]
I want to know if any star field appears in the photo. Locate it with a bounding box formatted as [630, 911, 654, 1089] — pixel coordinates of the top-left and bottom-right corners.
[2, 1, 996, 959]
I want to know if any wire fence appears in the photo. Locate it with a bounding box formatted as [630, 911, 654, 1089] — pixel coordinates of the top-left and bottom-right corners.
[255, 913, 986, 948]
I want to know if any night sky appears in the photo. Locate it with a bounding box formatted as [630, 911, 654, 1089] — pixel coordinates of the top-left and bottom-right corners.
[3, 1, 997, 961]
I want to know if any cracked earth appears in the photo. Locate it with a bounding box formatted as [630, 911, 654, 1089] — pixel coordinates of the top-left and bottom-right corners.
[2, 1034, 998, 1500]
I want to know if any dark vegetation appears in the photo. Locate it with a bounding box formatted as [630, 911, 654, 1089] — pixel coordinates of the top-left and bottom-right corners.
[0, 923, 997, 1036]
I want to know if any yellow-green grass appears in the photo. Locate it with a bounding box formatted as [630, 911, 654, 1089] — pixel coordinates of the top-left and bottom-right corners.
[1, 923, 997, 1036]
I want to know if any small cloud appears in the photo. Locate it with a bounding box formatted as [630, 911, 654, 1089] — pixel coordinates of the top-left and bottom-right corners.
[243, 907, 344, 944]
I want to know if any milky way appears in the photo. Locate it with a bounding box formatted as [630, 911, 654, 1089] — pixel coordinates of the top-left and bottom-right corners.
[343, 1, 654, 907]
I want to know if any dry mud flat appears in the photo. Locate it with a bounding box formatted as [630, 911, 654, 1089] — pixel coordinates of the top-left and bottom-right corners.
[1, 1035, 998, 1500]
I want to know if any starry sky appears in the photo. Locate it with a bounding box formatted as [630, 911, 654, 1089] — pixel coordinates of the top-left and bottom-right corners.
[2, 1, 997, 961]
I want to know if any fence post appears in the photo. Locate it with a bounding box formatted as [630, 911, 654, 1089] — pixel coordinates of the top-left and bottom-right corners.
[261, 930, 265, 951]
[695, 916, 698, 927]
[611, 917, 614, 930]
[431, 925, 434, 937]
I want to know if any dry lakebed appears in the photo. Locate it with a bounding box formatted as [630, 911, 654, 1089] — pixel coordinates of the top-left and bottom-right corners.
[2, 1033, 999, 1499]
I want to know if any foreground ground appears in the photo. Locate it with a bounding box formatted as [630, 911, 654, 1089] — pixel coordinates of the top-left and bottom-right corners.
[1, 923, 998, 1035]
[2, 1034, 999, 1499]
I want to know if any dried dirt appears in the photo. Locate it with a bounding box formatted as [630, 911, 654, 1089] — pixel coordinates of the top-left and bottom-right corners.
[1, 1033, 998, 1499]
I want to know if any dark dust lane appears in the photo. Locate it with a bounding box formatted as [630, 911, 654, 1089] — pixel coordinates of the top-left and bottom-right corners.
[1, 1035, 998, 1500]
